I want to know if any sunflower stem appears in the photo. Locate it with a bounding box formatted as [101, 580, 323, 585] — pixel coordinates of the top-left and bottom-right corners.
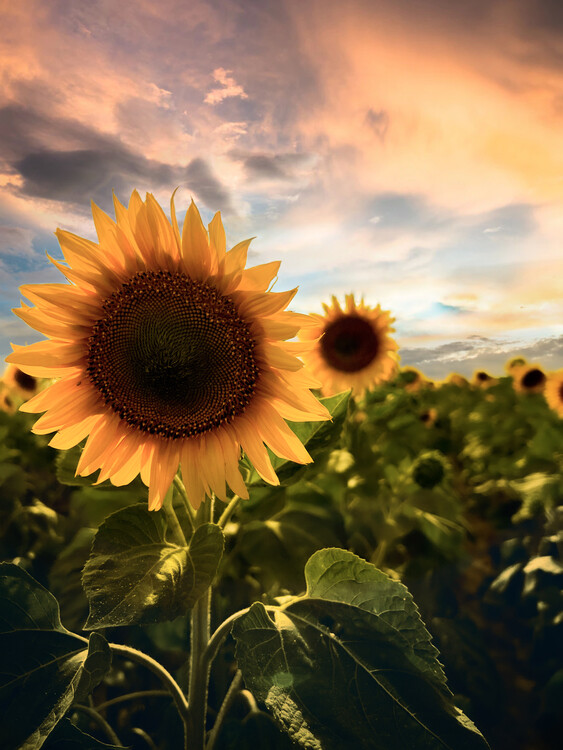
[217, 495, 241, 529]
[173, 474, 196, 535]
[206, 670, 243, 750]
[109, 642, 190, 744]
[163, 487, 187, 546]
[71, 703, 124, 746]
[187, 494, 214, 750]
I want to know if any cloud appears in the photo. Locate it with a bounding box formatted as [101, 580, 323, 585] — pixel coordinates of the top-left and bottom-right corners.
[399, 333, 563, 379]
[0, 102, 233, 213]
[204, 68, 248, 105]
[229, 150, 316, 182]
[184, 158, 233, 212]
[0, 226, 35, 257]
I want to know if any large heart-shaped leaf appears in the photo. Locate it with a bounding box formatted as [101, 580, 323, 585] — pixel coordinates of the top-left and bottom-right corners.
[0, 564, 111, 750]
[83, 504, 224, 629]
[233, 549, 490, 750]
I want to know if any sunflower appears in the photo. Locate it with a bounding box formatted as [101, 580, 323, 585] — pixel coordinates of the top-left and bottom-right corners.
[299, 294, 398, 396]
[544, 369, 563, 417]
[471, 370, 497, 388]
[419, 407, 438, 428]
[445, 373, 469, 387]
[0, 387, 15, 414]
[511, 363, 546, 394]
[398, 367, 425, 393]
[2, 363, 39, 400]
[505, 356, 527, 374]
[7, 191, 329, 511]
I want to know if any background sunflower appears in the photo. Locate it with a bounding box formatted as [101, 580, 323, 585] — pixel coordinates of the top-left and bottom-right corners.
[299, 294, 399, 396]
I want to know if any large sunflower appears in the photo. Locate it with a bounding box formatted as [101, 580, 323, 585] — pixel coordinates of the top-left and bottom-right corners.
[544, 369, 563, 417]
[7, 191, 329, 510]
[299, 294, 398, 396]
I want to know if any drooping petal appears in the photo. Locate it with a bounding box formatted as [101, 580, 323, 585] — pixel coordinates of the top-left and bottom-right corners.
[48, 414, 103, 450]
[232, 418, 279, 486]
[181, 440, 207, 510]
[148, 440, 180, 511]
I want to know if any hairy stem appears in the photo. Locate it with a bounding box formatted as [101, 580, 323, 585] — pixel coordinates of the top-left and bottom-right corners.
[95, 690, 170, 712]
[174, 474, 196, 533]
[206, 670, 243, 750]
[72, 703, 123, 746]
[217, 495, 241, 529]
[109, 641, 189, 746]
[163, 487, 188, 545]
[187, 494, 215, 749]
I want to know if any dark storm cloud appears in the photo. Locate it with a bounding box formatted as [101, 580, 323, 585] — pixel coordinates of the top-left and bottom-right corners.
[16, 148, 174, 208]
[228, 150, 314, 181]
[399, 334, 563, 379]
[0, 103, 233, 213]
[184, 158, 233, 212]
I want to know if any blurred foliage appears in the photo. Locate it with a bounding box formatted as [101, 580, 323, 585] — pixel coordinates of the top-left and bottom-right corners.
[1, 372, 562, 748]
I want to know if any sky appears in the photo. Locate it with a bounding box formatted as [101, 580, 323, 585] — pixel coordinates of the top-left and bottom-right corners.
[1, 0, 563, 379]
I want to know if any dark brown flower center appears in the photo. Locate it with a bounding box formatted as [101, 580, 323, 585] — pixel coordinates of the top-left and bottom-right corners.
[320, 315, 379, 373]
[477, 371, 490, 381]
[521, 368, 545, 389]
[559, 382, 563, 402]
[87, 271, 259, 439]
[14, 368, 37, 392]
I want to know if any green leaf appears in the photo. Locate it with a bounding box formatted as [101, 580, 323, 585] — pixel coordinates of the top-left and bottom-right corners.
[42, 719, 124, 749]
[83, 504, 224, 629]
[0, 564, 109, 750]
[244, 391, 350, 486]
[303, 548, 448, 691]
[233, 549, 489, 750]
[0, 561, 63, 632]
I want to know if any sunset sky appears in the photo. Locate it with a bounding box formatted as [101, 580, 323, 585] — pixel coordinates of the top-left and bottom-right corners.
[1, 0, 563, 378]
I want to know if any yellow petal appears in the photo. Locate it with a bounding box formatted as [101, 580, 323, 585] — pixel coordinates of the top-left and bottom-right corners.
[91, 201, 128, 273]
[216, 429, 249, 499]
[221, 238, 252, 277]
[181, 200, 213, 279]
[181, 440, 207, 510]
[48, 414, 102, 450]
[199, 431, 228, 503]
[238, 260, 280, 292]
[251, 401, 312, 464]
[76, 415, 122, 476]
[233, 418, 279, 486]
[208, 211, 226, 258]
[260, 342, 303, 371]
[148, 441, 179, 511]
[7, 340, 84, 369]
[235, 288, 297, 319]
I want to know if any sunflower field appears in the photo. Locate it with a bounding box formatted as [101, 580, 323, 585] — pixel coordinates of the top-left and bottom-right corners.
[1, 194, 562, 750]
